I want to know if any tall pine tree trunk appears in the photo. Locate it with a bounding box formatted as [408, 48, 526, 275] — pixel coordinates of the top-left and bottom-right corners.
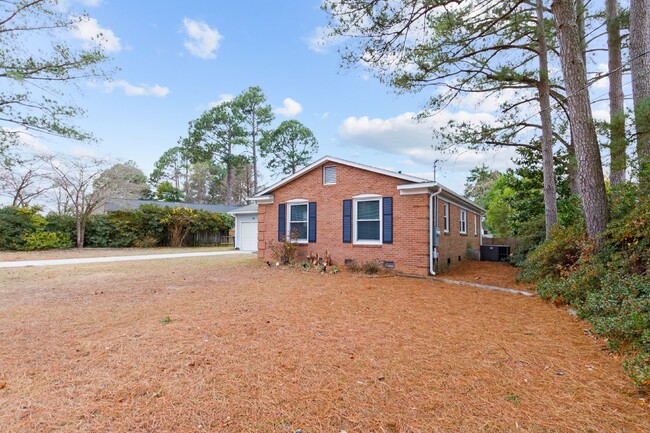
[552, 0, 610, 239]
[537, 0, 559, 239]
[607, 0, 627, 187]
[630, 0, 650, 192]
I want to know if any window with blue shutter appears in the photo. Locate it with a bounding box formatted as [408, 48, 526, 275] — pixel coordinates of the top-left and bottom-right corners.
[382, 197, 393, 244]
[308, 202, 317, 243]
[278, 203, 286, 241]
[342, 199, 352, 243]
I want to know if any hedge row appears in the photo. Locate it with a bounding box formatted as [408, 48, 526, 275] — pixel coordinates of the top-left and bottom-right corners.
[0, 204, 234, 250]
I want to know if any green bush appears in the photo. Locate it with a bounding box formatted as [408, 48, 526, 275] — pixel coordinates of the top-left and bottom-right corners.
[20, 231, 73, 250]
[0, 206, 46, 250]
[85, 214, 115, 247]
[519, 224, 586, 282]
[44, 213, 75, 245]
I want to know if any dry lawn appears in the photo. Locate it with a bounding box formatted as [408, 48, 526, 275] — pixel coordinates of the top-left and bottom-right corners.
[0, 246, 234, 262]
[0, 255, 647, 432]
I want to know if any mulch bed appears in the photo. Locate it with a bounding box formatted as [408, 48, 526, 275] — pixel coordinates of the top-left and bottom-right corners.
[0, 256, 647, 432]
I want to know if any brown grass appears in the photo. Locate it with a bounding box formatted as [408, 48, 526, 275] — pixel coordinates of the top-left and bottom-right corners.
[0, 256, 647, 432]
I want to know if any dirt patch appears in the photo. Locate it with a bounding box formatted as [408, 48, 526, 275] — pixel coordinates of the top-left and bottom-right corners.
[0, 246, 234, 262]
[0, 258, 646, 432]
[440, 259, 534, 292]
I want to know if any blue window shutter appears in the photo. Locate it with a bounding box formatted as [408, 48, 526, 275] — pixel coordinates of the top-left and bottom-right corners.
[342, 199, 352, 243]
[308, 202, 317, 243]
[278, 203, 286, 241]
[383, 197, 393, 244]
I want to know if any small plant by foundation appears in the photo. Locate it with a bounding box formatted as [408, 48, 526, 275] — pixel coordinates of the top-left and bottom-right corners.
[346, 259, 386, 275]
[268, 231, 300, 264]
[361, 260, 383, 275]
[160, 315, 172, 324]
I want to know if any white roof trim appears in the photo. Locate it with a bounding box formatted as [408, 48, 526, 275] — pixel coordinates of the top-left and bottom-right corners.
[253, 155, 431, 197]
[397, 181, 486, 214]
[230, 210, 258, 215]
[248, 195, 274, 204]
[352, 193, 382, 199]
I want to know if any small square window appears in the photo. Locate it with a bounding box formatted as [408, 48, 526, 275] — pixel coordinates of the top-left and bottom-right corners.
[323, 166, 336, 185]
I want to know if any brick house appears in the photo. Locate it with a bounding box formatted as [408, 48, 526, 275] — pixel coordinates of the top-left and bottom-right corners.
[249, 156, 485, 275]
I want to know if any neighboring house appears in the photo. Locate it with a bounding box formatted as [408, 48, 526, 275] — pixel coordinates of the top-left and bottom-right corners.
[249, 156, 485, 275]
[230, 204, 258, 252]
[104, 199, 238, 214]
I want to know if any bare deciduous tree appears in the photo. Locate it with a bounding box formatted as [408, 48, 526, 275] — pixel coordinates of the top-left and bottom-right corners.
[0, 152, 51, 207]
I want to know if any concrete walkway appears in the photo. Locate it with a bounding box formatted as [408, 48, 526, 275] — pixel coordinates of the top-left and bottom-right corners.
[0, 250, 252, 269]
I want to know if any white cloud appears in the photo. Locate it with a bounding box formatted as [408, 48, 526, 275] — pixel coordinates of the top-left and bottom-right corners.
[2, 127, 50, 153]
[69, 144, 97, 159]
[305, 26, 344, 53]
[103, 80, 170, 97]
[275, 98, 303, 117]
[72, 16, 121, 53]
[208, 93, 235, 108]
[590, 63, 610, 90]
[182, 18, 223, 59]
[337, 110, 511, 171]
[78, 0, 103, 6]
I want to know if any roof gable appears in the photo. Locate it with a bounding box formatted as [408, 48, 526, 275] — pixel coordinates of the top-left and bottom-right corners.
[253, 156, 430, 197]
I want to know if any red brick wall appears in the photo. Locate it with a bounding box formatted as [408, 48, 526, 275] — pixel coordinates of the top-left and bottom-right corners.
[257, 162, 480, 275]
[434, 197, 481, 273]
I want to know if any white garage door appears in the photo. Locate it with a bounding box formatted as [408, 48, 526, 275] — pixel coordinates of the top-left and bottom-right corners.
[239, 221, 258, 251]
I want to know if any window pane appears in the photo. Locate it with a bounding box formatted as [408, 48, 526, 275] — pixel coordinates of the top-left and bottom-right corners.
[357, 221, 380, 240]
[290, 222, 307, 240]
[357, 200, 379, 220]
[290, 204, 307, 221]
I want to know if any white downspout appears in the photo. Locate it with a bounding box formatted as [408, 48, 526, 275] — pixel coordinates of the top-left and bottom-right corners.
[429, 186, 443, 275]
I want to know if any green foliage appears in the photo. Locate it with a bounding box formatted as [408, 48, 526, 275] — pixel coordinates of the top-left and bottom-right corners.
[0, 0, 111, 150]
[155, 181, 184, 202]
[45, 213, 76, 242]
[0, 204, 234, 250]
[85, 213, 137, 248]
[519, 225, 586, 283]
[20, 231, 72, 251]
[192, 210, 234, 234]
[0, 206, 46, 250]
[261, 119, 318, 176]
[161, 207, 196, 247]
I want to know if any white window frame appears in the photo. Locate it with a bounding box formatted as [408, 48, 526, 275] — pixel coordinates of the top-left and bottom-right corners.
[286, 200, 309, 243]
[460, 209, 467, 234]
[474, 213, 478, 236]
[353, 195, 382, 245]
[443, 202, 449, 233]
[323, 165, 337, 185]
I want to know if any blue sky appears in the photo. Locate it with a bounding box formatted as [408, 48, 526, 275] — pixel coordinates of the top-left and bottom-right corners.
[19, 0, 615, 195]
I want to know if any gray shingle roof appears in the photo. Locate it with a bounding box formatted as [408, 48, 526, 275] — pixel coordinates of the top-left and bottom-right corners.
[105, 199, 238, 214]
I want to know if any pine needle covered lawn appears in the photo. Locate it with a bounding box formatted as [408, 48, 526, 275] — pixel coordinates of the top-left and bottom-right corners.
[0, 256, 647, 432]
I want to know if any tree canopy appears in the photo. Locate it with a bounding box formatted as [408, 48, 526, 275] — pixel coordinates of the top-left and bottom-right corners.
[0, 0, 111, 153]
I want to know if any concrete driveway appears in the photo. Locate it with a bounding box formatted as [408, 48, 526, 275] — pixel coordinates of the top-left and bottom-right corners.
[0, 250, 251, 268]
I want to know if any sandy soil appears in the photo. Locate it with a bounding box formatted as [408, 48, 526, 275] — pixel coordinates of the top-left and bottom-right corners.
[0, 256, 647, 432]
[0, 246, 234, 262]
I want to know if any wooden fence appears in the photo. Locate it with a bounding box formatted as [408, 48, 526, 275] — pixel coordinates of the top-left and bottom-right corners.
[481, 236, 519, 250]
